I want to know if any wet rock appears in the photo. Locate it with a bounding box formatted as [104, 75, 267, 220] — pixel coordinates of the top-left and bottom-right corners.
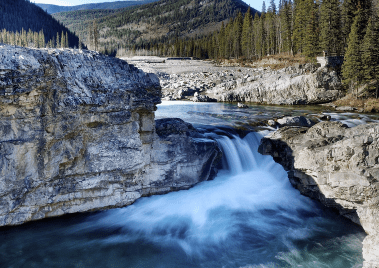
[258, 121, 379, 267]
[277, 116, 315, 127]
[191, 93, 217, 102]
[237, 103, 248, 108]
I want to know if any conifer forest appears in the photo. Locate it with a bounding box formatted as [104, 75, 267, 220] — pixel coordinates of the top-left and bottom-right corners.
[134, 0, 378, 90]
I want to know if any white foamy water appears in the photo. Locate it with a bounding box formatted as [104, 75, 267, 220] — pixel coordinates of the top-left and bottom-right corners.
[0, 102, 366, 267]
[66, 132, 364, 267]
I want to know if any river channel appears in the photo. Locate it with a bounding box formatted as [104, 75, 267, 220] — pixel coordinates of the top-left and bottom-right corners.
[0, 101, 376, 268]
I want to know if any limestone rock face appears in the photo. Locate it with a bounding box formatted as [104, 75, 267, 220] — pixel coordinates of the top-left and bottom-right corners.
[216, 67, 343, 105]
[0, 45, 220, 226]
[258, 122, 379, 267]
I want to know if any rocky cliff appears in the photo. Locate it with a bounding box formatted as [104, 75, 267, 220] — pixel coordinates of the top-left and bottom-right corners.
[0, 45, 220, 226]
[214, 65, 343, 104]
[258, 122, 379, 268]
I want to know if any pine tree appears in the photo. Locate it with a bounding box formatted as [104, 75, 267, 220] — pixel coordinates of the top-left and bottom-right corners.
[342, 7, 365, 94]
[93, 20, 99, 51]
[232, 12, 243, 58]
[65, 32, 69, 48]
[303, 0, 320, 59]
[219, 22, 226, 58]
[362, 17, 379, 97]
[241, 8, 252, 59]
[292, 0, 308, 54]
[280, 0, 293, 54]
[320, 0, 342, 55]
[56, 32, 60, 48]
[61, 31, 65, 48]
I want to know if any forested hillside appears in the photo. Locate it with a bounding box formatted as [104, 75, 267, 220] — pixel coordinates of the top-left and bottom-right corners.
[52, 0, 257, 56]
[140, 0, 379, 97]
[0, 0, 79, 48]
[37, 0, 158, 14]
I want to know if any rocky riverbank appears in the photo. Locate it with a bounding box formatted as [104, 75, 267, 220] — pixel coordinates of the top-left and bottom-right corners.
[125, 57, 344, 105]
[258, 121, 379, 268]
[0, 45, 220, 226]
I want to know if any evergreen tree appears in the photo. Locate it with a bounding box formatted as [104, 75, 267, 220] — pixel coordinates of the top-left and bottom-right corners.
[320, 0, 342, 55]
[280, 0, 293, 54]
[61, 31, 65, 48]
[219, 22, 226, 58]
[362, 17, 379, 97]
[262, 1, 267, 13]
[341, 0, 359, 48]
[342, 7, 365, 94]
[93, 20, 99, 51]
[303, 0, 320, 59]
[65, 32, 69, 48]
[232, 12, 243, 58]
[56, 32, 60, 48]
[241, 8, 252, 59]
[293, 0, 308, 54]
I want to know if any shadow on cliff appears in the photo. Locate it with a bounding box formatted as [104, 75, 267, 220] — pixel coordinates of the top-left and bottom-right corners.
[258, 138, 361, 226]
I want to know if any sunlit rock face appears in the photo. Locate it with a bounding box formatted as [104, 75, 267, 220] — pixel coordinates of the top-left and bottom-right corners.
[215, 65, 343, 105]
[259, 121, 379, 268]
[0, 45, 220, 226]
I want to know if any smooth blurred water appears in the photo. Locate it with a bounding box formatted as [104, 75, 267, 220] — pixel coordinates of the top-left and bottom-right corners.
[0, 102, 367, 268]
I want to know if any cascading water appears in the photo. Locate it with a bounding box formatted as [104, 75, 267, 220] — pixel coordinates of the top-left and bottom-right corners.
[0, 131, 364, 268]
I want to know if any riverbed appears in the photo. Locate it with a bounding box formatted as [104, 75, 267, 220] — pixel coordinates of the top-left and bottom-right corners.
[0, 102, 373, 267]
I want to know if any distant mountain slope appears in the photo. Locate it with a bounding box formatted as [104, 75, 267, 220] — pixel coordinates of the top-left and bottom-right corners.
[0, 0, 79, 47]
[53, 0, 257, 54]
[37, 0, 158, 14]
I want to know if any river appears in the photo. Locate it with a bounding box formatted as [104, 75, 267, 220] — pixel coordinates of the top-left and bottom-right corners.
[0, 101, 374, 268]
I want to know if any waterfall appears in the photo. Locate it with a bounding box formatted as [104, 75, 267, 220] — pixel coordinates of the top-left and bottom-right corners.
[70, 132, 363, 267]
[0, 131, 364, 268]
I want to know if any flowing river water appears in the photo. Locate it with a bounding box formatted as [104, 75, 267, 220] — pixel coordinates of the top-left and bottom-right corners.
[1, 101, 377, 268]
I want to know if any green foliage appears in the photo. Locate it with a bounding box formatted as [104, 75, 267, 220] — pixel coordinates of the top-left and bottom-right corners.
[342, 7, 365, 87]
[303, 0, 320, 59]
[241, 8, 252, 59]
[320, 0, 342, 55]
[362, 17, 379, 96]
[0, 0, 79, 48]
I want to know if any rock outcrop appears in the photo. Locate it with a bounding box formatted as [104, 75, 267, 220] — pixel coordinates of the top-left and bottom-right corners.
[0, 45, 220, 226]
[258, 121, 379, 268]
[215, 66, 343, 104]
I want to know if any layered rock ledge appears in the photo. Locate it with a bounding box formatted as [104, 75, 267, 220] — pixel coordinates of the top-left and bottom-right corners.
[258, 121, 379, 267]
[129, 57, 344, 105]
[0, 45, 220, 226]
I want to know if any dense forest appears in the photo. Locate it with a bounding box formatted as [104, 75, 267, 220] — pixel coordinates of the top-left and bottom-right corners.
[37, 0, 158, 14]
[52, 0, 256, 55]
[0, 0, 80, 48]
[136, 0, 379, 94]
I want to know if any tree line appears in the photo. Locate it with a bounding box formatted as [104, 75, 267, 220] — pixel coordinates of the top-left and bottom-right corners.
[136, 0, 378, 94]
[0, 28, 72, 48]
[0, 0, 80, 48]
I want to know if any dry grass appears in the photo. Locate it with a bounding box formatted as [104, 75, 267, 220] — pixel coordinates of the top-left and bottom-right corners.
[218, 53, 312, 70]
[333, 94, 379, 112]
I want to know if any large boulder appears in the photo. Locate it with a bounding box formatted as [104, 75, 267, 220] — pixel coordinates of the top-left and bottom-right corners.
[258, 121, 379, 267]
[216, 66, 344, 104]
[0, 45, 220, 226]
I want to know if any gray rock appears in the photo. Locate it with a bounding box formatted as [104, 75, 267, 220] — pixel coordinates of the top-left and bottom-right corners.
[277, 116, 315, 127]
[0, 45, 221, 226]
[237, 102, 248, 108]
[216, 66, 343, 105]
[267, 119, 277, 127]
[191, 94, 217, 102]
[336, 106, 357, 111]
[258, 121, 379, 267]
